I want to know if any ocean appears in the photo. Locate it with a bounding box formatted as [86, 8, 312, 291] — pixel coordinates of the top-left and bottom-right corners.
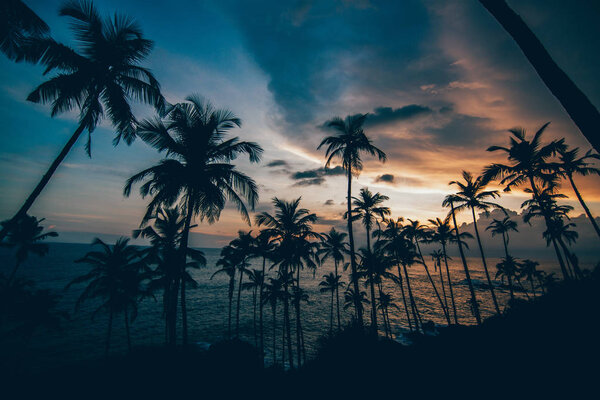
[0, 242, 591, 369]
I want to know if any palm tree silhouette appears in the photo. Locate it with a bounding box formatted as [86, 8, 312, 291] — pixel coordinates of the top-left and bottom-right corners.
[242, 269, 265, 347]
[487, 217, 518, 261]
[377, 291, 400, 338]
[67, 237, 150, 356]
[478, 0, 600, 153]
[212, 248, 237, 340]
[449, 171, 504, 315]
[404, 219, 450, 324]
[1, 0, 49, 60]
[125, 96, 262, 344]
[350, 188, 390, 332]
[229, 230, 254, 338]
[262, 276, 283, 366]
[556, 146, 600, 239]
[1, 215, 57, 283]
[430, 249, 448, 317]
[519, 259, 540, 297]
[253, 230, 275, 356]
[484, 123, 569, 279]
[318, 113, 386, 325]
[443, 195, 481, 325]
[319, 272, 345, 334]
[428, 216, 470, 325]
[495, 255, 522, 301]
[317, 228, 348, 331]
[343, 287, 370, 317]
[0, 1, 165, 241]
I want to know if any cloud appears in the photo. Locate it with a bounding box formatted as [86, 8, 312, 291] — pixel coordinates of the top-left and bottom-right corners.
[266, 159, 290, 168]
[293, 177, 325, 186]
[364, 105, 433, 127]
[375, 174, 395, 183]
[291, 166, 345, 180]
[324, 199, 335, 206]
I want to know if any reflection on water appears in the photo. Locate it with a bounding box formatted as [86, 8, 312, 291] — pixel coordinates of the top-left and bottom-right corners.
[0, 242, 586, 368]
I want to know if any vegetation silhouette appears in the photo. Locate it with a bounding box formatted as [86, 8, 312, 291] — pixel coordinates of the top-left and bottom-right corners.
[0, 0, 49, 60]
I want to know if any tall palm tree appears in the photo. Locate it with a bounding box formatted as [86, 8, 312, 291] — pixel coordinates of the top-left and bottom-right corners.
[228, 230, 254, 338]
[486, 217, 518, 260]
[67, 237, 149, 356]
[1, 215, 57, 283]
[484, 123, 569, 279]
[449, 171, 505, 314]
[495, 256, 522, 301]
[350, 188, 390, 331]
[125, 96, 262, 345]
[428, 216, 470, 325]
[319, 272, 345, 334]
[242, 269, 265, 347]
[212, 248, 237, 340]
[1, 0, 49, 60]
[430, 249, 448, 315]
[252, 230, 275, 356]
[256, 197, 320, 367]
[377, 291, 400, 339]
[519, 259, 540, 297]
[556, 147, 600, 239]
[443, 195, 481, 325]
[478, 0, 600, 153]
[317, 228, 348, 331]
[404, 219, 450, 324]
[0, 1, 165, 241]
[318, 113, 386, 325]
[343, 288, 370, 318]
[262, 276, 283, 366]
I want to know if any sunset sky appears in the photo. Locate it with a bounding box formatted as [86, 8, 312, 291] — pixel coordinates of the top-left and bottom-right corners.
[1, 0, 599, 247]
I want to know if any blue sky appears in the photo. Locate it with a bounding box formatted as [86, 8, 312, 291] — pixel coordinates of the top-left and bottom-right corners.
[1, 0, 599, 248]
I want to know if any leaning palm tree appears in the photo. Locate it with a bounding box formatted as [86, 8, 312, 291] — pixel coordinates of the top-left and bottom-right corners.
[350, 188, 390, 331]
[125, 96, 262, 345]
[430, 249, 448, 315]
[319, 272, 345, 334]
[484, 123, 569, 278]
[212, 248, 237, 340]
[252, 230, 275, 355]
[449, 171, 505, 314]
[318, 113, 386, 325]
[443, 195, 481, 325]
[1, 0, 49, 60]
[556, 147, 600, 239]
[404, 219, 450, 324]
[377, 291, 400, 339]
[478, 0, 600, 153]
[0, 1, 165, 241]
[229, 230, 254, 338]
[317, 228, 348, 331]
[67, 237, 149, 356]
[1, 215, 57, 283]
[242, 269, 265, 347]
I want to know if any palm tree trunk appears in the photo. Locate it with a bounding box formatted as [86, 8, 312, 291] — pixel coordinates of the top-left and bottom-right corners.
[529, 276, 536, 297]
[415, 240, 450, 324]
[294, 267, 303, 367]
[366, 226, 378, 334]
[441, 242, 459, 324]
[179, 193, 195, 346]
[253, 287, 257, 346]
[236, 266, 244, 338]
[283, 285, 293, 369]
[228, 281, 233, 340]
[180, 279, 187, 345]
[396, 263, 413, 331]
[507, 275, 515, 301]
[168, 279, 178, 346]
[557, 237, 582, 279]
[0, 124, 86, 242]
[401, 263, 421, 332]
[449, 201, 481, 325]
[271, 303, 277, 365]
[478, 0, 600, 153]
[260, 257, 266, 355]
[334, 260, 341, 330]
[346, 171, 363, 326]
[437, 259, 449, 315]
[568, 174, 600, 238]
[471, 208, 501, 314]
[105, 310, 113, 358]
[330, 290, 334, 333]
[124, 307, 131, 352]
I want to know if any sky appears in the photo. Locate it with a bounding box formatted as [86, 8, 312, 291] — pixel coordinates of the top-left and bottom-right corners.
[1, 0, 600, 249]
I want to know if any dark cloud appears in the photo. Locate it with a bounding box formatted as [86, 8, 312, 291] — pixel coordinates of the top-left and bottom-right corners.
[375, 174, 395, 183]
[266, 159, 290, 168]
[373, 173, 426, 187]
[293, 177, 325, 186]
[364, 105, 433, 127]
[324, 199, 334, 206]
[291, 166, 345, 180]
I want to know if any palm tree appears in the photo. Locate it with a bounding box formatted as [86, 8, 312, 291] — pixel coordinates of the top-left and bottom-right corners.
[1, 215, 58, 283]
[404, 219, 450, 324]
[319, 272, 345, 334]
[556, 147, 600, 239]
[443, 195, 481, 325]
[253, 230, 275, 356]
[67, 237, 149, 356]
[317, 228, 348, 330]
[484, 123, 569, 279]
[519, 259, 540, 297]
[0, 1, 165, 241]
[125, 96, 262, 345]
[1, 0, 49, 60]
[262, 276, 283, 366]
[242, 269, 265, 347]
[430, 250, 448, 315]
[256, 197, 320, 367]
[428, 216, 470, 325]
[377, 291, 400, 339]
[212, 248, 237, 340]
[350, 188, 390, 331]
[486, 217, 518, 260]
[343, 287, 370, 318]
[449, 171, 504, 314]
[228, 230, 254, 338]
[495, 256, 522, 301]
[478, 0, 600, 153]
[318, 113, 386, 325]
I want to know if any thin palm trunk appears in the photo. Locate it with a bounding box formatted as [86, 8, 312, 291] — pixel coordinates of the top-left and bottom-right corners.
[437, 259, 448, 315]
[478, 0, 600, 153]
[236, 266, 244, 338]
[557, 237, 582, 279]
[271, 302, 277, 365]
[449, 201, 481, 325]
[0, 124, 86, 242]
[227, 282, 233, 340]
[284, 291, 293, 369]
[179, 194, 195, 345]
[529, 276, 536, 297]
[507, 275, 515, 300]
[260, 257, 266, 355]
[415, 240, 450, 324]
[568, 174, 600, 238]
[471, 208, 501, 314]
[366, 226, 378, 334]
[396, 263, 413, 331]
[401, 263, 421, 332]
[334, 260, 341, 330]
[253, 287, 258, 346]
[124, 307, 131, 352]
[346, 171, 363, 325]
[105, 310, 113, 358]
[294, 269, 302, 367]
[329, 290, 334, 333]
[441, 242, 459, 324]
[168, 278, 179, 346]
